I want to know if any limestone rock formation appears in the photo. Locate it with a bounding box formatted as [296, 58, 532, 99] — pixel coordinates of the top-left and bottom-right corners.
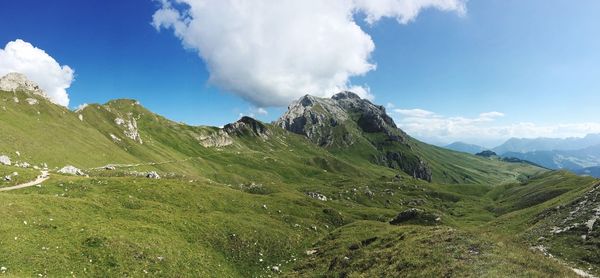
[0, 73, 46, 97]
[276, 91, 432, 181]
[58, 165, 85, 176]
[224, 116, 271, 139]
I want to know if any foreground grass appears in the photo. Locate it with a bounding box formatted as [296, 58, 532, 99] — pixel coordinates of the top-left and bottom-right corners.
[0, 170, 595, 277]
[0, 164, 40, 188]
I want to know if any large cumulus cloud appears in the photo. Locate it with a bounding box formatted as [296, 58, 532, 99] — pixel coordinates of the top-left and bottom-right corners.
[153, 0, 466, 107]
[0, 39, 74, 107]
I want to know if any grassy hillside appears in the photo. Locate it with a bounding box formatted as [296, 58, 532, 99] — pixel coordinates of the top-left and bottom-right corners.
[0, 90, 141, 168]
[2, 87, 598, 277]
[0, 168, 593, 277]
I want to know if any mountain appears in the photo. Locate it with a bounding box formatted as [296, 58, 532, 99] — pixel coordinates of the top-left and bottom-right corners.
[575, 166, 600, 178]
[493, 134, 600, 155]
[444, 142, 486, 154]
[275, 92, 542, 184]
[2, 73, 600, 277]
[502, 144, 600, 172]
[276, 92, 432, 181]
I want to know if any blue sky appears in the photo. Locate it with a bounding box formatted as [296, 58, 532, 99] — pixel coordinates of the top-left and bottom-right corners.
[1, 0, 599, 147]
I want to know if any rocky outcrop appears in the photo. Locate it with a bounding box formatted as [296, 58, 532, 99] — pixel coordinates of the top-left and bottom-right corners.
[224, 116, 271, 139]
[276, 92, 432, 181]
[332, 91, 400, 139]
[114, 115, 143, 144]
[376, 151, 432, 182]
[195, 130, 233, 147]
[276, 92, 406, 147]
[0, 73, 46, 98]
[58, 165, 85, 176]
[276, 94, 350, 147]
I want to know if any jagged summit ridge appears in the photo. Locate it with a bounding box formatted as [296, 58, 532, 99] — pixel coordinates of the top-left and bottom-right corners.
[0, 72, 47, 98]
[276, 91, 432, 181]
[275, 91, 406, 147]
[224, 116, 271, 139]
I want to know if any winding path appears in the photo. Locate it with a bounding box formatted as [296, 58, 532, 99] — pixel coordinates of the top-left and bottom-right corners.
[0, 171, 49, 192]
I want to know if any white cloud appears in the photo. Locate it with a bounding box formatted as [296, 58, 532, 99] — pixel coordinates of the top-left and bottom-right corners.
[353, 0, 467, 24]
[394, 108, 438, 118]
[153, 0, 465, 107]
[256, 107, 268, 116]
[0, 39, 74, 106]
[74, 103, 89, 112]
[237, 106, 269, 120]
[390, 107, 600, 147]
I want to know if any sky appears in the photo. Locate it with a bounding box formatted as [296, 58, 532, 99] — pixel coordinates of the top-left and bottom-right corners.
[1, 0, 599, 147]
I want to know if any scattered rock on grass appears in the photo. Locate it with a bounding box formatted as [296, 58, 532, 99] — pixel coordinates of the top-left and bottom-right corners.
[0, 155, 11, 166]
[58, 165, 85, 176]
[306, 192, 328, 201]
[146, 171, 161, 179]
[305, 249, 318, 255]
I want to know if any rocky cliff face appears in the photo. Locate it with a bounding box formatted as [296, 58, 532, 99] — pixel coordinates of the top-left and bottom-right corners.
[276, 91, 432, 181]
[275, 94, 350, 146]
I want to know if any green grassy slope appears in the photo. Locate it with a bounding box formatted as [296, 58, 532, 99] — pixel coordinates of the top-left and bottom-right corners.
[0, 90, 141, 168]
[2, 87, 597, 277]
[0, 169, 592, 277]
[412, 139, 545, 185]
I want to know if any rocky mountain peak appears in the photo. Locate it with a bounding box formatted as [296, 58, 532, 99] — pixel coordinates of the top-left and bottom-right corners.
[276, 92, 431, 182]
[224, 116, 271, 139]
[298, 94, 320, 107]
[331, 91, 361, 100]
[0, 72, 47, 98]
[276, 91, 406, 146]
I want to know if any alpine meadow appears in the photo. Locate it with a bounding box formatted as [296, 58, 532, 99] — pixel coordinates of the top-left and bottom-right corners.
[1, 1, 600, 277]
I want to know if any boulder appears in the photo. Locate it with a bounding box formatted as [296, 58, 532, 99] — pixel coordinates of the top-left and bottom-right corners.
[25, 98, 38, 105]
[58, 165, 85, 176]
[146, 171, 161, 179]
[306, 192, 328, 201]
[0, 155, 11, 166]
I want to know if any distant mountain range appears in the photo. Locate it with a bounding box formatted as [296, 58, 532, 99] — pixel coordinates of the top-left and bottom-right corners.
[444, 142, 486, 154]
[445, 134, 600, 178]
[492, 134, 600, 154]
[575, 166, 600, 177]
[503, 144, 600, 173]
